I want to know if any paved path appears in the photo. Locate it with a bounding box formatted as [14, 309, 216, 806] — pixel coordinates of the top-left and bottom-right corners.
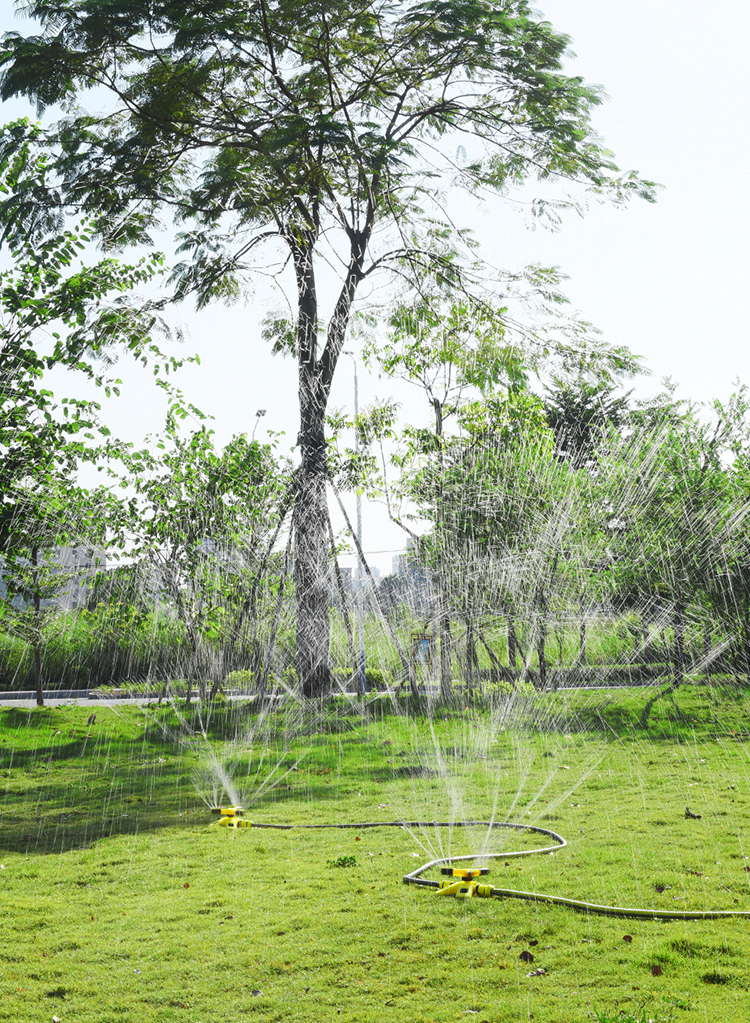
[0, 690, 155, 708]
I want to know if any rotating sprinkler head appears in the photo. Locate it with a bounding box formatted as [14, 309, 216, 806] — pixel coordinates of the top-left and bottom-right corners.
[437, 867, 493, 899]
[209, 806, 252, 829]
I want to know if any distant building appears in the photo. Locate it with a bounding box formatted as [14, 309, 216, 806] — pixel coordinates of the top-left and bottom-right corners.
[52, 546, 107, 609]
[0, 546, 106, 610]
[382, 541, 434, 613]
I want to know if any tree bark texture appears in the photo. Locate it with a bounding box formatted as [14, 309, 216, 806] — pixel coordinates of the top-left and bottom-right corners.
[295, 440, 332, 698]
[293, 238, 332, 697]
[291, 231, 368, 696]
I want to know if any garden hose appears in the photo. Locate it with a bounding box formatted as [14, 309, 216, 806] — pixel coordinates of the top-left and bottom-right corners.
[210, 811, 750, 920]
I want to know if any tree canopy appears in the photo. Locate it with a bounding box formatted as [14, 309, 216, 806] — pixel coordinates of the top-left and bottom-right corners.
[0, 0, 657, 694]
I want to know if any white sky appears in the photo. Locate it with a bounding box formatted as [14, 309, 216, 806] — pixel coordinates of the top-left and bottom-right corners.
[3, 1, 749, 575]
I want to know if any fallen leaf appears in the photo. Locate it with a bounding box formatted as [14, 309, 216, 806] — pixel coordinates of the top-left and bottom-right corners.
[355, 836, 361, 842]
[528, 939, 539, 946]
[519, 951, 534, 963]
[251, 990, 263, 996]
[651, 965, 662, 976]
[623, 935, 633, 943]
[654, 885, 665, 893]
[183, 882, 190, 889]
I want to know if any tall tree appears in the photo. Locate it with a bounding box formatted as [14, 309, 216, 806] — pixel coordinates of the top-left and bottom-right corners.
[0, 0, 656, 694]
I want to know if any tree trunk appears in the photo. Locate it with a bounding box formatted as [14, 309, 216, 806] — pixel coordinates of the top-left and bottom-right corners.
[290, 223, 369, 696]
[428, 397, 452, 702]
[537, 627, 547, 690]
[32, 544, 43, 707]
[535, 587, 548, 691]
[294, 453, 331, 697]
[477, 626, 517, 691]
[465, 618, 482, 696]
[438, 601, 452, 700]
[464, 619, 475, 698]
[673, 599, 686, 688]
[293, 236, 332, 698]
[508, 617, 519, 669]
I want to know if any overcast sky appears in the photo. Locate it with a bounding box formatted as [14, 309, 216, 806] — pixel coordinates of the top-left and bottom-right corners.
[2, 1, 748, 574]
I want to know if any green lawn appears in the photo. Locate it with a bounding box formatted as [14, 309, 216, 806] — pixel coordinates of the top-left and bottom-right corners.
[1, 686, 750, 1022]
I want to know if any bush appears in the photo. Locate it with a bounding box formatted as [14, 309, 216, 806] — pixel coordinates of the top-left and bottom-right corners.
[364, 667, 392, 691]
[224, 669, 256, 690]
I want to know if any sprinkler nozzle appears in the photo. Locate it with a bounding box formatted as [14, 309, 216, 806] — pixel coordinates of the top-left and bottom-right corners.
[440, 867, 489, 879]
[218, 806, 244, 818]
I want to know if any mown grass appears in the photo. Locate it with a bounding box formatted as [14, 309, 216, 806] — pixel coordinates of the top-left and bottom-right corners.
[1, 686, 750, 1022]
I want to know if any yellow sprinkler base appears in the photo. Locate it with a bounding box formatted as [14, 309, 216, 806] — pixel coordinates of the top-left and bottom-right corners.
[209, 806, 252, 829]
[437, 871, 494, 899]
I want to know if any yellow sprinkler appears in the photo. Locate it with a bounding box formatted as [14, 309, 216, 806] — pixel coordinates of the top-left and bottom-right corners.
[209, 806, 252, 829]
[437, 867, 493, 899]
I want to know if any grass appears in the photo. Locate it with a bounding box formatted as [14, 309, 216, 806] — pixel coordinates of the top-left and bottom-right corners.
[1, 685, 750, 1022]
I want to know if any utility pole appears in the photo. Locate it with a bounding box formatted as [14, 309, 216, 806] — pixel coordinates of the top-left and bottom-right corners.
[343, 351, 367, 696]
